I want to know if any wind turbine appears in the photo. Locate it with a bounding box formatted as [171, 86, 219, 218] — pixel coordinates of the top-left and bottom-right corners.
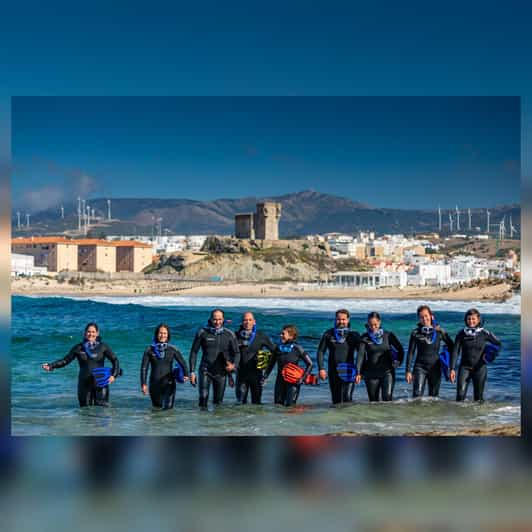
[456, 205, 460, 231]
[449, 212, 453, 232]
[438, 206, 442, 232]
[510, 215, 517, 239]
[468, 208, 472, 231]
[486, 209, 490, 234]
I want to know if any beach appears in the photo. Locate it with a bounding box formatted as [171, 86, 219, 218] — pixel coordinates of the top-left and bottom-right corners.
[11, 277, 514, 301]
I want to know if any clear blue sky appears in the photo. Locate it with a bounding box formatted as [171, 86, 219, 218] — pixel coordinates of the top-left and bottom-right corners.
[11, 96, 519, 212]
[1, 1, 530, 213]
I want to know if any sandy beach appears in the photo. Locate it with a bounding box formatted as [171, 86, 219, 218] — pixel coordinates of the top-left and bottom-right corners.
[328, 424, 521, 436]
[11, 276, 514, 301]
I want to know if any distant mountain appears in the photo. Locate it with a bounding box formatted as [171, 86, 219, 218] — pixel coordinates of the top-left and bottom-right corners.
[11, 190, 521, 238]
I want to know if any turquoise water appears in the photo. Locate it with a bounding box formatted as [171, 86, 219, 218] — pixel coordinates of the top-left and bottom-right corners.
[11, 295, 521, 435]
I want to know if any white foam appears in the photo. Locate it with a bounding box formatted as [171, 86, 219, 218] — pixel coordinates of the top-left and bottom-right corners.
[54, 293, 521, 315]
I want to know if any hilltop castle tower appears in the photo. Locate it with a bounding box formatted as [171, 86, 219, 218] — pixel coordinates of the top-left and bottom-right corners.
[255, 202, 282, 240]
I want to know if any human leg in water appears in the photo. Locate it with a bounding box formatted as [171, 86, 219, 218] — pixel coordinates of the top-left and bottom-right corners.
[211, 373, 227, 405]
[381, 371, 394, 402]
[342, 381, 354, 402]
[235, 372, 250, 404]
[248, 370, 263, 405]
[274, 375, 286, 405]
[284, 383, 300, 406]
[198, 370, 211, 408]
[328, 369, 343, 404]
[471, 364, 488, 402]
[456, 366, 472, 401]
[365, 377, 381, 402]
[427, 363, 442, 397]
[150, 380, 176, 409]
[413, 366, 428, 398]
[77, 377, 109, 407]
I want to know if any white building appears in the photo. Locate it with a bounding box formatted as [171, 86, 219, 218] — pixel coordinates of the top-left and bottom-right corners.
[408, 263, 452, 286]
[331, 270, 407, 289]
[11, 253, 48, 277]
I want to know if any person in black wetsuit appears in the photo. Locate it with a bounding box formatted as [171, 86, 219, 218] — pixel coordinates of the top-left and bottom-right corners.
[140, 323, 189, 409]
[235, 312, 276, 405]
[356, 312, 404, 402]
[264, 324, 313, 407]
[317, 309, 361, 404]
[405, 305, 454, 398]
[41, 322, 120, 407]
[189, 309, 240, 408]
[451, 308, 501, 402]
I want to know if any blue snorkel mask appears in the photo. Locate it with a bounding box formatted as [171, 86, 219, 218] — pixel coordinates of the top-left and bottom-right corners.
[239, 324, 257, 346]
[366, 325, 384, 344]
[333, 324, 350, 343]
[82, 340, 100, 359]
[151, 341, 168, 359]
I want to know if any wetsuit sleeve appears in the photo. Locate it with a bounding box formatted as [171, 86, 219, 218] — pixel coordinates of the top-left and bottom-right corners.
[389, 332, 405, 365]
[173, 349, 189, 377]
[440, 329, 454, 353]
[140, 347, 150, 387]
[298, 347, 313, 381]
[356, 341, 366, 374]
[103, 344, 120, 378]
[189, 329, 203, 373]
[406, 332, 417, 373]
[450, 333, 462, 370]
[316, 332, 328, 371]
[264, 350, 278, 379]
[229, 331, 240, 368]
[485, 330, 502, 347]
[48, 345, 78, 369]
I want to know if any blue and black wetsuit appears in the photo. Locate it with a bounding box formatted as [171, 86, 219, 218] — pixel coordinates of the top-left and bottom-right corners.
[264, 343, 313, 407]
[356, 331, 404, 402]
[406, 326, 454, 397]
[317, 328, 360, 404]
[141, 343, 189, 409]
[47, 341, 120, 407]
[189, 327, 240, 408]
[235, 328, 276, 405]
[451, 327, 501, 402]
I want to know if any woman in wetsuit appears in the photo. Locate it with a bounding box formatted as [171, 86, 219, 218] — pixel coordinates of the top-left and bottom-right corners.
[140, 323, 189, 409]
[317, 309, 360, 404]
[356, 312, 404, 402]
[41, 322, 120, 407]
[451, 308, 501, 402]
[264, 324, 313, 407]
[405, 305, 454, 398]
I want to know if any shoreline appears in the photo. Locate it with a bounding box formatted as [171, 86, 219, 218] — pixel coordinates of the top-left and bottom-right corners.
[11, 277, 515, 302]
[327, 424, 521, 436]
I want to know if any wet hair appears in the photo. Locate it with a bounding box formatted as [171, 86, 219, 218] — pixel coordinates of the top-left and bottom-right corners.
[84, 322, 101, 342]
[153, 323, 171, 342]
[417, 305, 434, 323]
[282, 324, 298, 340]
[335, 309, 350, 319]
[367, 311, 381, 323]
[464, 308, 482, 325]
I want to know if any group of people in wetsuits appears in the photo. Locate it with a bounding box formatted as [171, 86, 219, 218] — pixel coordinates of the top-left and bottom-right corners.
[41, 305, 501, 409]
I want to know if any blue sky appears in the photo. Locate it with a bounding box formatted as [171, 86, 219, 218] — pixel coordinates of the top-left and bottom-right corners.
[1, 1, 530, 214]
[11, 96, 520, 211]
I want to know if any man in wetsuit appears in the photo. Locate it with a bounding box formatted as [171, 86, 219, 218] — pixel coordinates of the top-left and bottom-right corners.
[317, 309, 360, 404]
[189, 309, 240, 408]
[450, 308, 501, 402]
[235, 311, 276, 404]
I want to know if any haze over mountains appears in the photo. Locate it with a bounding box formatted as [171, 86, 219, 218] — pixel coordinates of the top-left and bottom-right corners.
[12, 190, 520, 237]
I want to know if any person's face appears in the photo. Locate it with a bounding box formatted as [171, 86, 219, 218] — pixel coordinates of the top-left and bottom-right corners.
[466, 313, 480, 328]
[280, 329, 294, 343]
[367, 318, 381, 332]
[335, 312, 349, 328]
[157, 327, 169, 343]
[242, 313, 256, 331]
[418, 309, 433, 327]
[211, 311, 224, 328]
[85, 326, 98, 342]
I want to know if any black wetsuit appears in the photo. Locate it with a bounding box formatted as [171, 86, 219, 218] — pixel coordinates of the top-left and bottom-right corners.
[140, 344, 189, 409]
[235, 328, 276, 405]
[451, 328, 501, 402]
[265, 343, 313, 407]
[189, 327, 240, 408]
[356, 331, 404, 402]
[48, 342, 120, 407]
[317, 328, 360, 404]
[406, 326, 454, 398]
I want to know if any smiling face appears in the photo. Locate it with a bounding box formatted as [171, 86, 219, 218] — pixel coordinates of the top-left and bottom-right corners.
[211, 310, 224, 328]
[242, 312, 256, 331]
[335, 312, 349, 328]
[157, 327, 169, 343]
[84, 325, 98, 342]
[280, 329, 294, 343]
[466, 313, 480, 328]
[367, 317, 381, 333]
[418, 308, 433, 327]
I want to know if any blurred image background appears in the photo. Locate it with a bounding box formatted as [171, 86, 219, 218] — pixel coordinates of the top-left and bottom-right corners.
[2, 2, 532, 530]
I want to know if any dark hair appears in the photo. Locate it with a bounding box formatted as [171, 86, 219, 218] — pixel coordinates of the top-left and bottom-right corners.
[282, 324, 298, 340]
[417, 305, 434, 323]
[153, 323, 171, 342]
[464, 308, 481, 325]
[210, 308, 225, 319]
[84, 322, 101, 342]
[335, 309, 350, 319]
[367, 311, 381, 322]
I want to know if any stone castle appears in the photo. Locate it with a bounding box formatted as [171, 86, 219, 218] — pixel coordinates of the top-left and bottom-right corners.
[235, 201, 282, 240]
